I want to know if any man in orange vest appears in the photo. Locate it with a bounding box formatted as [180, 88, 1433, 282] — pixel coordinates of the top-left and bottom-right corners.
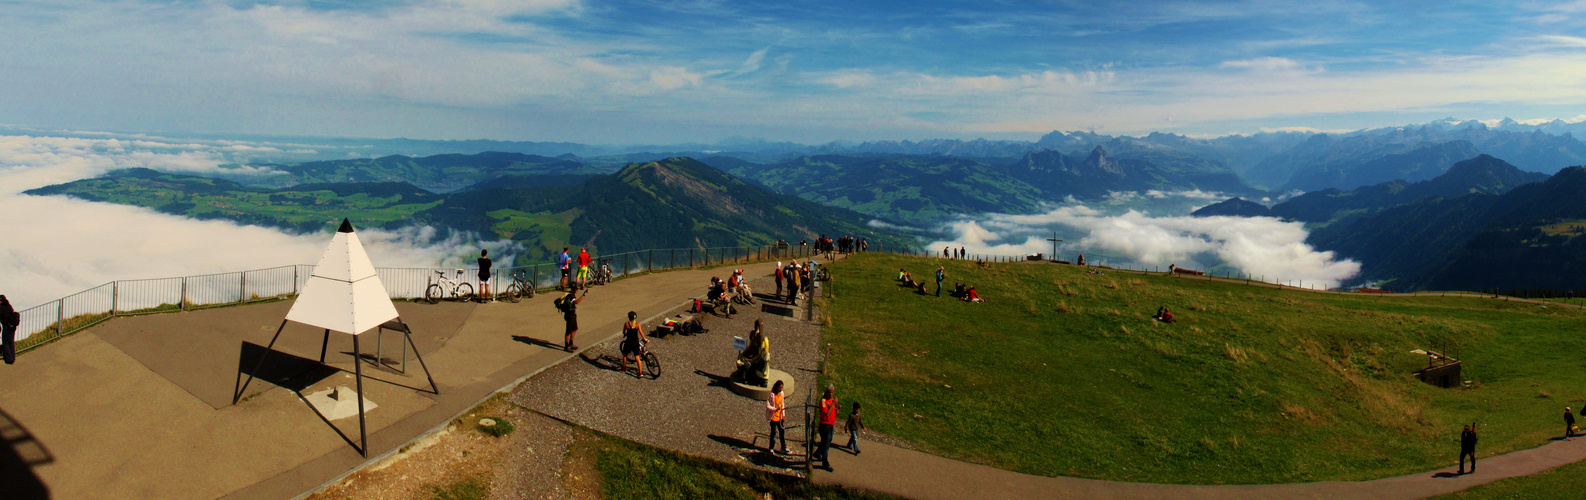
[816, 384, 838, 470]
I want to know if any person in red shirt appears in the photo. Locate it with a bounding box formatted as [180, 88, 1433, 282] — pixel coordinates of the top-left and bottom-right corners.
[816, 384, 838, 470]
[576, 248, 592, 288]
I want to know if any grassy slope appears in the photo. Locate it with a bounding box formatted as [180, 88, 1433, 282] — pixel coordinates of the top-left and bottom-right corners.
[1429, 458, 1586, 500]
[582, 428, 893, 500]
[821, 253, 1586, 484]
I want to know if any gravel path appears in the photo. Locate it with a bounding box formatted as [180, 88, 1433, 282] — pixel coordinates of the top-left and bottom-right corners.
[487, 411, 574, 500]
[508, 272, 827, 476]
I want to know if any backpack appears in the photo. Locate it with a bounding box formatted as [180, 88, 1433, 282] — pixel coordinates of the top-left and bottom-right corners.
[554, 293, 573, 313]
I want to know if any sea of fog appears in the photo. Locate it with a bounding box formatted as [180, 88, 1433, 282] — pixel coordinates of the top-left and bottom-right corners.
[0, 134, 515, 308]
[915, 191, 1362, 289]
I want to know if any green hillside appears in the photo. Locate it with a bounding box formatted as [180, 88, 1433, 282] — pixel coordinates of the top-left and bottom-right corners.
[821, 253, 1586, 484]
[230, 151, 606, 191]
[25, 159, 909, 264]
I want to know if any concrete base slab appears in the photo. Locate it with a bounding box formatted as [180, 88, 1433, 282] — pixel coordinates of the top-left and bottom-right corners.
[304, 386, 379, 421]
[729, 369, 794, 400]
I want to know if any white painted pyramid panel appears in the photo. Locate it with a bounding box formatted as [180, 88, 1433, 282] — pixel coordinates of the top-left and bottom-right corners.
[310, 231, 380, 282]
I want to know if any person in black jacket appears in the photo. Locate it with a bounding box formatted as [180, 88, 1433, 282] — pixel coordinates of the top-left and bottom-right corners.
[1566, 407, 1576, 438]
[1458, 423, 1478, 474]
[0, 295, 17, 364]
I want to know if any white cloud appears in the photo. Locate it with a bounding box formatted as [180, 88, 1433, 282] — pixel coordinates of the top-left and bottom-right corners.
[732, 47, 770, 76]
[0, 135, 515, 309]
[650, 66, 706, 90]
[928, 206, 1360, 288]
[1220, 56, 1305, 71]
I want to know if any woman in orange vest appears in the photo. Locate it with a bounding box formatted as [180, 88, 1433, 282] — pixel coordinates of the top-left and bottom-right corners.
[765, 380, 788, 454]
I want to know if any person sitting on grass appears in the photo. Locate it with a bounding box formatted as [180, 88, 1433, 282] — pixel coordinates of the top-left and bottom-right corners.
[1155, 306, 1176, 323]
[620, 311, 648, 379]
[951, 282, 967, 298]
[963, 285, 983, 303]
[898, 268, 908, 281]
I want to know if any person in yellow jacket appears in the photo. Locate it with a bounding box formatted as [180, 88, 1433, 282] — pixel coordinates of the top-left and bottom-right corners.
[765, 380, 788, 454]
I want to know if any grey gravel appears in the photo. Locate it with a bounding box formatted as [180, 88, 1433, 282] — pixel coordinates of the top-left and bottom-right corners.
[508, 273, 826, 476]
[488, 410, 574, 500]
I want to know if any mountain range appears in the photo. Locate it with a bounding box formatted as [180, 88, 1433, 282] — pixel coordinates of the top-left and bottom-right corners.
[27, 159, 904, 264]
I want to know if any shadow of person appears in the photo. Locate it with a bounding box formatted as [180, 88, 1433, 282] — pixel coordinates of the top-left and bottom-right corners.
[511, 335, 562, 350]
[0, 407, 53, 500]
[1432, 471, 1464, 478]
[707, 434, 805, 469]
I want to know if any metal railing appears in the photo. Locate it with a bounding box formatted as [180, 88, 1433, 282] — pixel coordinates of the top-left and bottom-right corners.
[11, 243, 819, 355]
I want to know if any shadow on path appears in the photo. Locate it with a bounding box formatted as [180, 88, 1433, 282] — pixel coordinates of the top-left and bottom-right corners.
[708, 434, 807, 470]
[694, 369, 733, 389]
[0, 407, 52, 500]
[511, 335, 562, 351]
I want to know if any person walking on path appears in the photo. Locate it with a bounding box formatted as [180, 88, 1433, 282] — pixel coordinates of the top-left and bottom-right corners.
[1566, 407, 1576, 438]
[935, 267, 945, 297]
[816, 384, 838, 471]
[1459, 423, 1478, 474]
[557, 247, 571, 290]
[620, 311, 647, 378]
[1, 295, 18, 365]
[844, 401, 866, 454]
[765, 380, 789, 455]
[774, 261, 784, 296]
[560, 288, 587, 352]
[576, 247, 592, 289]
[477, 249, 493, 303]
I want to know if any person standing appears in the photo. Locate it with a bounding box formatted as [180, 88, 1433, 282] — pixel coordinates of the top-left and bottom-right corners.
[0, 295, 18, 365]
[959, 246, 965, 259]
[577, 247, 592, 289]
[943, 246, 949, 259]
[477, 249, 493, 303]
[557, 247, 572, 290]
[560, 288, 587, 352]
[620, 311, 647, 378]
[786, 263, 801, 306]
[765, 380, 789, 454]
[844, 401, 866, 454]
[774, 261, 784, 296]
[935, 267, 945, 297]
[816, 384, 838, 470]
[1566, 407, 1576, 438]
[1458, 423, 1478, 474]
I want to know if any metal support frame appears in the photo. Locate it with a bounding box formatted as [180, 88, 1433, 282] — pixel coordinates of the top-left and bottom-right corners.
[233, 316, 439, 458]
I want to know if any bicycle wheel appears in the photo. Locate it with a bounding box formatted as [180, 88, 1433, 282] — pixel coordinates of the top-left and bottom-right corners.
[524, 281, 536, 299]
[817, 268, 831, 281]
[643, 351, 662, 379]
[456, 283, 474, 302]
[503, 283, 521, 303]
[425, 284, 442, 304]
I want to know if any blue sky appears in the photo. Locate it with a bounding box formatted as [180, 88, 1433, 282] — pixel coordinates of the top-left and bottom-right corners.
[3, 0, 1586, 143]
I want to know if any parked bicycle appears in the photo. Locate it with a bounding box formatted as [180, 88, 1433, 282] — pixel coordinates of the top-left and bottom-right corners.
[425, 269, 474, 304]
[500, 269, 536, 303]
[590, 257, 615, 286]
[816, 267, 831, 282]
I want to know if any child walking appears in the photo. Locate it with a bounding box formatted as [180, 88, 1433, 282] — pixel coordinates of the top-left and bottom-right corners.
[766, 380, 788, 454]
[844, 401, 865, 454]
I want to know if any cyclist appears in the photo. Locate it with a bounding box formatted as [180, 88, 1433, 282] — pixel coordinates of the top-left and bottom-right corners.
[620, 311, 648, 378]
[577, 247, 592, 288]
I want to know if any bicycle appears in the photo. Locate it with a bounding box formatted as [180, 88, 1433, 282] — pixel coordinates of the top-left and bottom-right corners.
[815, 267, 831, 282]
[425, 269, 474, 304]
[500, 269, 536, 303]
[591, 257, 614, 286]
[619, 339, 662, 379]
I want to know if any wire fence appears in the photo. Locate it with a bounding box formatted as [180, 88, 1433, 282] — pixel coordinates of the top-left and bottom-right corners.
[12, 243, 820, 355]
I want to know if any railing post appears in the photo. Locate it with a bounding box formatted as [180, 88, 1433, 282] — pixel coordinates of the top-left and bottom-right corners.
[55, 300, 63, 337]
[239, 271, 247, 304]
[624, 253, 629, 277]
[111, 281, 119, 316]
[649, 250, 654, 273]
[293, 266, 300, 295]
[180, 277, 188, 311]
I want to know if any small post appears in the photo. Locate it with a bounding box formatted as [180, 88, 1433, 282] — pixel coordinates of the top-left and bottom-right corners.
[239, 272, 247, 304]
[354, 334, 368, 458]
[55, 300, 63, 337]
[624, 253, 629, 277]
[180, 277, 188, 311]
[111, 281, 119, 316]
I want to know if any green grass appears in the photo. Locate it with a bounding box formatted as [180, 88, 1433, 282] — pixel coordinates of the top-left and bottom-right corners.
[587, 429, 892, 500]
[822, 253, 1586, 485]
[427, 475, 489, 500]
[1429, 458, 1586, 499]
[475, 416, 515, 437]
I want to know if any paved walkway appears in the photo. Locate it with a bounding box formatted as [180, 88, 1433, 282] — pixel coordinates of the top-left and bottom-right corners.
[0, 258, 785, 500]
[815, 434, 1586, 500]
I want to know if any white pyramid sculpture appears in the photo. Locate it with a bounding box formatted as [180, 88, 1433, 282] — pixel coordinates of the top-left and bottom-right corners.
[285, 219, 399, 335]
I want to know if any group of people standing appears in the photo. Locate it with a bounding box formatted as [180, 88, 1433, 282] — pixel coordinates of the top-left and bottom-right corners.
[942, 246, 967, 259]
[773, 261, 815, 306]
[554, 246, 594, 291]
[764, 382, 863, 471]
